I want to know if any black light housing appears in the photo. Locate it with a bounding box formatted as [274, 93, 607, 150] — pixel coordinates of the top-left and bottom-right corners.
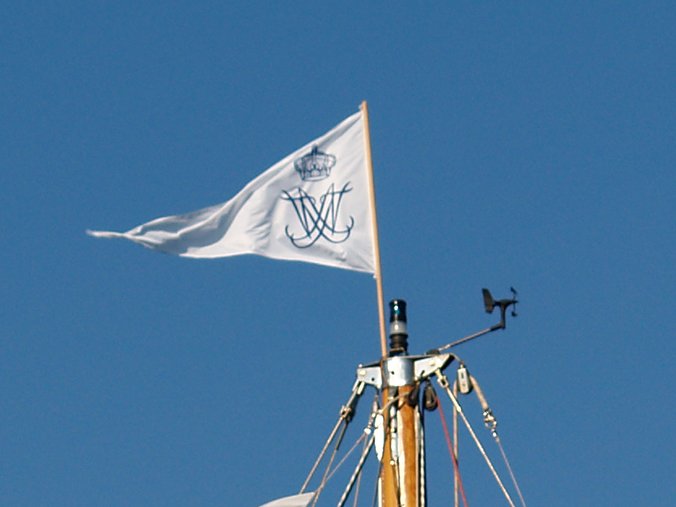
[388, 299, 408, 354]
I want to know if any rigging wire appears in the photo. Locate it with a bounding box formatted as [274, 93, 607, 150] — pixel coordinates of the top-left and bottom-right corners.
[351, 435, 371, 507]
[494, 434, 528, 507]
[301, 380, 364, 494]
[299, 357, 526, 507]
[437, 395, 469, 507]
[353, 395, 381, 507]
[336, 433, 375, 507]
[435, 371, 517, 507]
[325, 432, 367, 484]
[301, 418, 346, 494]
[310, 422, 349, 507]
[306, 391, 383, 507]
[470, 375, 528, 507]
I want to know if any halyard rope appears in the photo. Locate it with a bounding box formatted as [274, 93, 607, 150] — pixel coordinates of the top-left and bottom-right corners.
[437, 395, 469, 507]
[435, 371, 517, 507]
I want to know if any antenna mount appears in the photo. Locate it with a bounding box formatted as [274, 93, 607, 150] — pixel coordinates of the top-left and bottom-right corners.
[482, 287, 518, 330]
[437, 287, 519, 351]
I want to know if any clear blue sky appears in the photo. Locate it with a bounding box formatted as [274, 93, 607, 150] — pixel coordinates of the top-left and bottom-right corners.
[2, 2, 674, 506]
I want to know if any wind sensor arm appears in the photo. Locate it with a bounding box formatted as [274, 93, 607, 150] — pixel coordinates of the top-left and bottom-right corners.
[438, 287, 518, 351]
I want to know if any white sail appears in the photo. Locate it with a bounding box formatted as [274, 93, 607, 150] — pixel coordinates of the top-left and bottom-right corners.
[258, 492, 315, 507]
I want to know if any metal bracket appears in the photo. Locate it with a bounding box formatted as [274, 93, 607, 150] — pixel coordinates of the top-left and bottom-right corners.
[356, 353, 453, 390]
[413, 353, 454, 381]
[356, 364, 382, 389]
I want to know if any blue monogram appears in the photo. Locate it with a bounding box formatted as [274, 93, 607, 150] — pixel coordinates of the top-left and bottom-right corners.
[281, 183, 354, 248]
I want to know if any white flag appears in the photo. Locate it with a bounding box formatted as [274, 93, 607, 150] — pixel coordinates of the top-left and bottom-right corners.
[89, 110, 375, 274]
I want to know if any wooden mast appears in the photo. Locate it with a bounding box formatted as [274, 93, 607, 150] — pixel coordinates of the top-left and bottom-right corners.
[380, 301, 422, 507]
[381, 383, 421, 507]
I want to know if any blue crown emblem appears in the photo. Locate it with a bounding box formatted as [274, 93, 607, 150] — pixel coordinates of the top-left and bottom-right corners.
[294, 145, 336, 181]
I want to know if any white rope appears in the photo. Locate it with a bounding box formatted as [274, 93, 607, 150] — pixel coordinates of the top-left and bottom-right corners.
[436, 372, 516, 507]
[453, 382, 459, 507]
[419, 411, 426, 507]
[336, 433, 374, 507]
[351, 436, 371, 507]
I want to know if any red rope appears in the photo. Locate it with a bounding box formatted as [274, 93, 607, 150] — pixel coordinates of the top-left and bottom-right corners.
[437, 398, 469, 507]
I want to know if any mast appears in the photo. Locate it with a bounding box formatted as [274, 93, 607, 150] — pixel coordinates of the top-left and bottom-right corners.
[295, 288, 520, 507]
[380, 299, 423, 507]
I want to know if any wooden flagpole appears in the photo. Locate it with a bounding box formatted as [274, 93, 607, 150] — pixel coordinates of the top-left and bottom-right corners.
[363, 102, 422, 507]
[360, 100, 388, 358]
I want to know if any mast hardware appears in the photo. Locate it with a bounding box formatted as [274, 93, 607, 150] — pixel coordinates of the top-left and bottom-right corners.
[339, 379, 365, 422]
[423, 382, 438, 411]
[300, 289, 525, 507]
[457, 363, 473, 395]
[383, 356, 413, 387]
[439, 287, 519, 351]
[388, 299, 409, 355]
[357, 365, 382, 389]
[356, 353, 454, 390]
[483, 408, 498, 436]
[482, 286, 518, 329]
